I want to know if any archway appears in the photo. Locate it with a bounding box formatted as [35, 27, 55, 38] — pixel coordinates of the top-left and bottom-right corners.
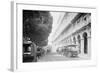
[83, 32, 88, 54]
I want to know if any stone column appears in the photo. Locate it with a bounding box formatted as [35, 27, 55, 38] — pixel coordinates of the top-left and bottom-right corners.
[80, 39, 84, 57]
[87, 37, 91, 58]
[88, 29, 91, 58]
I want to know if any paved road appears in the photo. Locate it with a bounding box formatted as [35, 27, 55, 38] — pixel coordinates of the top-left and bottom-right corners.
[38, 52, 80, 62]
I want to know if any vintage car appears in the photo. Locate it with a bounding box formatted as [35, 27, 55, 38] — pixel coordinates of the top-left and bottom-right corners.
[36, 47, 45, 58]
[62, 44, 79, 57]
[23, 41, 37, 62]
[57, 47, 66, 55]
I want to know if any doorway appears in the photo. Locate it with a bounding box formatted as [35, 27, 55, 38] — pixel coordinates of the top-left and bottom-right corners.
[83, 32, 88, 54]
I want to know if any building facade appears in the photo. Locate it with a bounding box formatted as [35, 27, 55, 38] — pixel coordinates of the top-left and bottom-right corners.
[53, 13, 91, 58]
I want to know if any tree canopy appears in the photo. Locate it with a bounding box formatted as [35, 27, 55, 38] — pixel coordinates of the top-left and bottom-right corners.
[23, 10, 53, 46]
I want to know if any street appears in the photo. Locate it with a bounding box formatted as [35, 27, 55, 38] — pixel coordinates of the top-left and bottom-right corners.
[38, 52, 80, 62]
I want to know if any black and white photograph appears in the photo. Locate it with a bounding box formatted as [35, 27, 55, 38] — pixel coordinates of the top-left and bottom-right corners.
[23, 10, 91, 63]
[10, 1, 97, 71]
[0, 0, 98, 72]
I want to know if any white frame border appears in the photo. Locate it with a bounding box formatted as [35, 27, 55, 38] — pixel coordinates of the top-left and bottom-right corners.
[11, 1, 97, 72]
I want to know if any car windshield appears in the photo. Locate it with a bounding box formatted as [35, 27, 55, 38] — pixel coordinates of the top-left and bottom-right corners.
[64, 44, 78, 48]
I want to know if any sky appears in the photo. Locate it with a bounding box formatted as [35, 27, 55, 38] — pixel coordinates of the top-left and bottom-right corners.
[48, 11, 65, 45]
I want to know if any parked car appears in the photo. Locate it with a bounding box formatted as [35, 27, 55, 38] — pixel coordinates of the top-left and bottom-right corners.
[23, 41, 37, 62]
[57, 47, 65, 55]
[62, 44, 79, 57]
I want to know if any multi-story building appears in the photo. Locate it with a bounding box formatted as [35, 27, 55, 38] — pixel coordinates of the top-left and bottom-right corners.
[53, 13, 91, 58]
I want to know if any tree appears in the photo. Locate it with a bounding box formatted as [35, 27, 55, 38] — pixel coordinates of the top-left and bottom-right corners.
[23, 10, 53, 46]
